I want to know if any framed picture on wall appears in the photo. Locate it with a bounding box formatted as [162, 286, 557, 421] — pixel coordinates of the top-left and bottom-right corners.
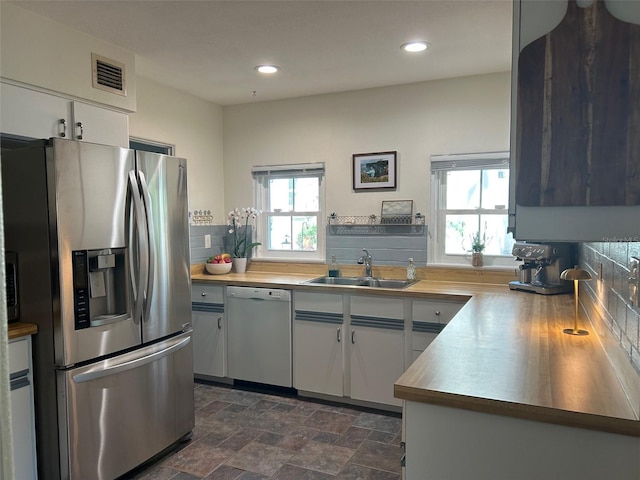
[352, 151, 397, 190]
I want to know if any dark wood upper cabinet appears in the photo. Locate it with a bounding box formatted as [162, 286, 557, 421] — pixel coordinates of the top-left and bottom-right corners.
[516, 0, 640, 207]
[509, 0, 640, 242]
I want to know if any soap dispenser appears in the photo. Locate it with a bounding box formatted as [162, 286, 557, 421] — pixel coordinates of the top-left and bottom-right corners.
[328, 255, 340, 277]
[407, 258, 417, 280]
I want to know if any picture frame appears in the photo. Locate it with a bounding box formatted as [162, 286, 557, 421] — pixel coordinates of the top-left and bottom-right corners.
[352, 151, 397, 190]
[380, 200, 413, 224]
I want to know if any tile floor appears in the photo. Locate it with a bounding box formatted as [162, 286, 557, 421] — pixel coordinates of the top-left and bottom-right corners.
[125, 382, 403, 480]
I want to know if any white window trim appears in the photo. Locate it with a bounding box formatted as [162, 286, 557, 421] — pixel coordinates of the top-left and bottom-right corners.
[253, 163, 326, 262]
[429, 152, 515, 268]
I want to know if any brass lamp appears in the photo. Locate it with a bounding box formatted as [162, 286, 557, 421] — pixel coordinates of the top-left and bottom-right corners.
[560, 266, 592, 336]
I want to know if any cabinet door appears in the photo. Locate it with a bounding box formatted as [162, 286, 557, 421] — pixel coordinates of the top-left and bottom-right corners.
[9, 337, 37, 480]
[192, 307, 225, 378]
[515, 1, 640, 208]
[71, 101, 129, 147]
[294, 317, 344, 397]
[1, 82, 69, 139]
[350, 324, 404, 407]
[11, 381, 37, 480]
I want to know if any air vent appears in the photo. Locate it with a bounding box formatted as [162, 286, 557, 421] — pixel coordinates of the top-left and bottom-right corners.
[92, 53, 126, 96]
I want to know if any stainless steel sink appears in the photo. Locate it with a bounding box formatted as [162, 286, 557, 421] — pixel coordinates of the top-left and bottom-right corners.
[304, 276, 364, 286]
[358, 278, 418, 289]
[304, 276, 417, 289]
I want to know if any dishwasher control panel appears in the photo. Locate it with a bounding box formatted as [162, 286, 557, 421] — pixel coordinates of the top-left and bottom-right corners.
[226, 286, 291, 301]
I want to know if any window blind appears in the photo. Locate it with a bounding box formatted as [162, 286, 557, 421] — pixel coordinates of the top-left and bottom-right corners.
[251, 163, 325, 178]
[430, 152, 509, 172]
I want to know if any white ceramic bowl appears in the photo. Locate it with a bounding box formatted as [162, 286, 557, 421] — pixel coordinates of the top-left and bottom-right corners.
[205, 262, 232, 275]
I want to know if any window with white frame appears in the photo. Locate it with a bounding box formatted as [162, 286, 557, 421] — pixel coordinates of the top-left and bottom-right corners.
[252, 163, 325, 260]
[430, 152, 515, 266]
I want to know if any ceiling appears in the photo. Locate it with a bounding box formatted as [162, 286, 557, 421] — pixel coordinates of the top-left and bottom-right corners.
[11, 0, 513, 106]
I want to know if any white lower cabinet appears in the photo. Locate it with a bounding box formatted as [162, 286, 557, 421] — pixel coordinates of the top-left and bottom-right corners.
[191, 284, 225, 379]
[410, 298, 464, 362]
[9, 336, 38, 480]
[294, 292, 344, 397]
[403, 401, 640, 480]
[350, 295, 405, 407]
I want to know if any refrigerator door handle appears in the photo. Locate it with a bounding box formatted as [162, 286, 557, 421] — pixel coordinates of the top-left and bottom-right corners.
[72, 334, 191, 383]
[89, 312, 130, 328]
[138, 171, 155, 322]
[128, 170, 149, 324]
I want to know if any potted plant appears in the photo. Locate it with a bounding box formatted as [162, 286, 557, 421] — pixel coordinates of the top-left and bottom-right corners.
[227, 207, 261, 273]
[469, 231, 487, 267]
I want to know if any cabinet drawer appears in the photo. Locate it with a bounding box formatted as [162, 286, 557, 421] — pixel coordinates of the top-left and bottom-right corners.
[412, 299, 464, 325]
[295, 291, 343, 314]
[350, 295, 404, 319]
[412, 331, 438, 351]
[191, 283, 224, 304]
[9, 338, 30, 376]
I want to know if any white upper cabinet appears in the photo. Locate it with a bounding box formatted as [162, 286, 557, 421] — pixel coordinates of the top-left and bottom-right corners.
[71, 100, 129, 147]
[1, 82, 129, 147]
[1, 82, 70, 140]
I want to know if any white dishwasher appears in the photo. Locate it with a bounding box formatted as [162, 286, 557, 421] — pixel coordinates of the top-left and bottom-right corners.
[226, 286, 293, 387]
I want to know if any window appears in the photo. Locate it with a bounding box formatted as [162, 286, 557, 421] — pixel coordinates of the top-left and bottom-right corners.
[431, 152, 515, 266]
[129, 137, 174, 155]
[253, 163, 325, 260]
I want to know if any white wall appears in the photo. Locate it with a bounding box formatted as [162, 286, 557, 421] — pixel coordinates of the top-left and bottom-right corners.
[223, 72, 511, 224]
[0, 3, 136, 112]
[129, 77, 225, 221]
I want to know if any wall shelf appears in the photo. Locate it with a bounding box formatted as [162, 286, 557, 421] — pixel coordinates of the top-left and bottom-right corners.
[327, 215, 425, 226]
[327, 216, 426, 237]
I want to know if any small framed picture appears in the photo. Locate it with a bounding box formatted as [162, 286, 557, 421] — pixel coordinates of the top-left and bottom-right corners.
[381, 200, 413, 224]
[352, 151, 397, 191]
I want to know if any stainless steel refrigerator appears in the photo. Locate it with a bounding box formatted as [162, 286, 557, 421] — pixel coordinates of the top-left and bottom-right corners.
[2, 138, 194, 480]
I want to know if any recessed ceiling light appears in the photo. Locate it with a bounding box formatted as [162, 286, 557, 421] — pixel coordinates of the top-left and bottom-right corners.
[401, 41, 429, 53]
[255, 65, 279, 74]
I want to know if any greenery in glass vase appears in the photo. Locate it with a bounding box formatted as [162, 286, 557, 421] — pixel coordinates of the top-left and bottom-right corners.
[227, 207, 261, 258]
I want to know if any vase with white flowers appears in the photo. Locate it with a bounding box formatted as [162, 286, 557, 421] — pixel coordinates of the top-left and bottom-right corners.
[227, 207, 261, 273]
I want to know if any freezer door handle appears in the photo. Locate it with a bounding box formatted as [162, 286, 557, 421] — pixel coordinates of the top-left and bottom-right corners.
[90, 312, 130, 328]
[138, 171, 155, 321]
[128, 170, 149, 324]
[72, 334, 191, 383]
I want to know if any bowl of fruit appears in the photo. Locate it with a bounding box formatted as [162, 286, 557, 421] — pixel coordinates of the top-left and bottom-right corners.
[205, 253, 232, 274]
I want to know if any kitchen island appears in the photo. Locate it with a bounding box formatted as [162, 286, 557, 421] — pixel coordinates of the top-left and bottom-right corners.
[192, 264, 640, 479]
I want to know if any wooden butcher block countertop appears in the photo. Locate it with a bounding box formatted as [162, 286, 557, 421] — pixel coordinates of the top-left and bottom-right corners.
[8, 322, 37, 340]
[192, 263, 639, 437]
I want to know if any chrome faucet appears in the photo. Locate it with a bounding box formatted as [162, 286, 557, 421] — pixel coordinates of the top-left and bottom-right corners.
[357, 249, 373, 277]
